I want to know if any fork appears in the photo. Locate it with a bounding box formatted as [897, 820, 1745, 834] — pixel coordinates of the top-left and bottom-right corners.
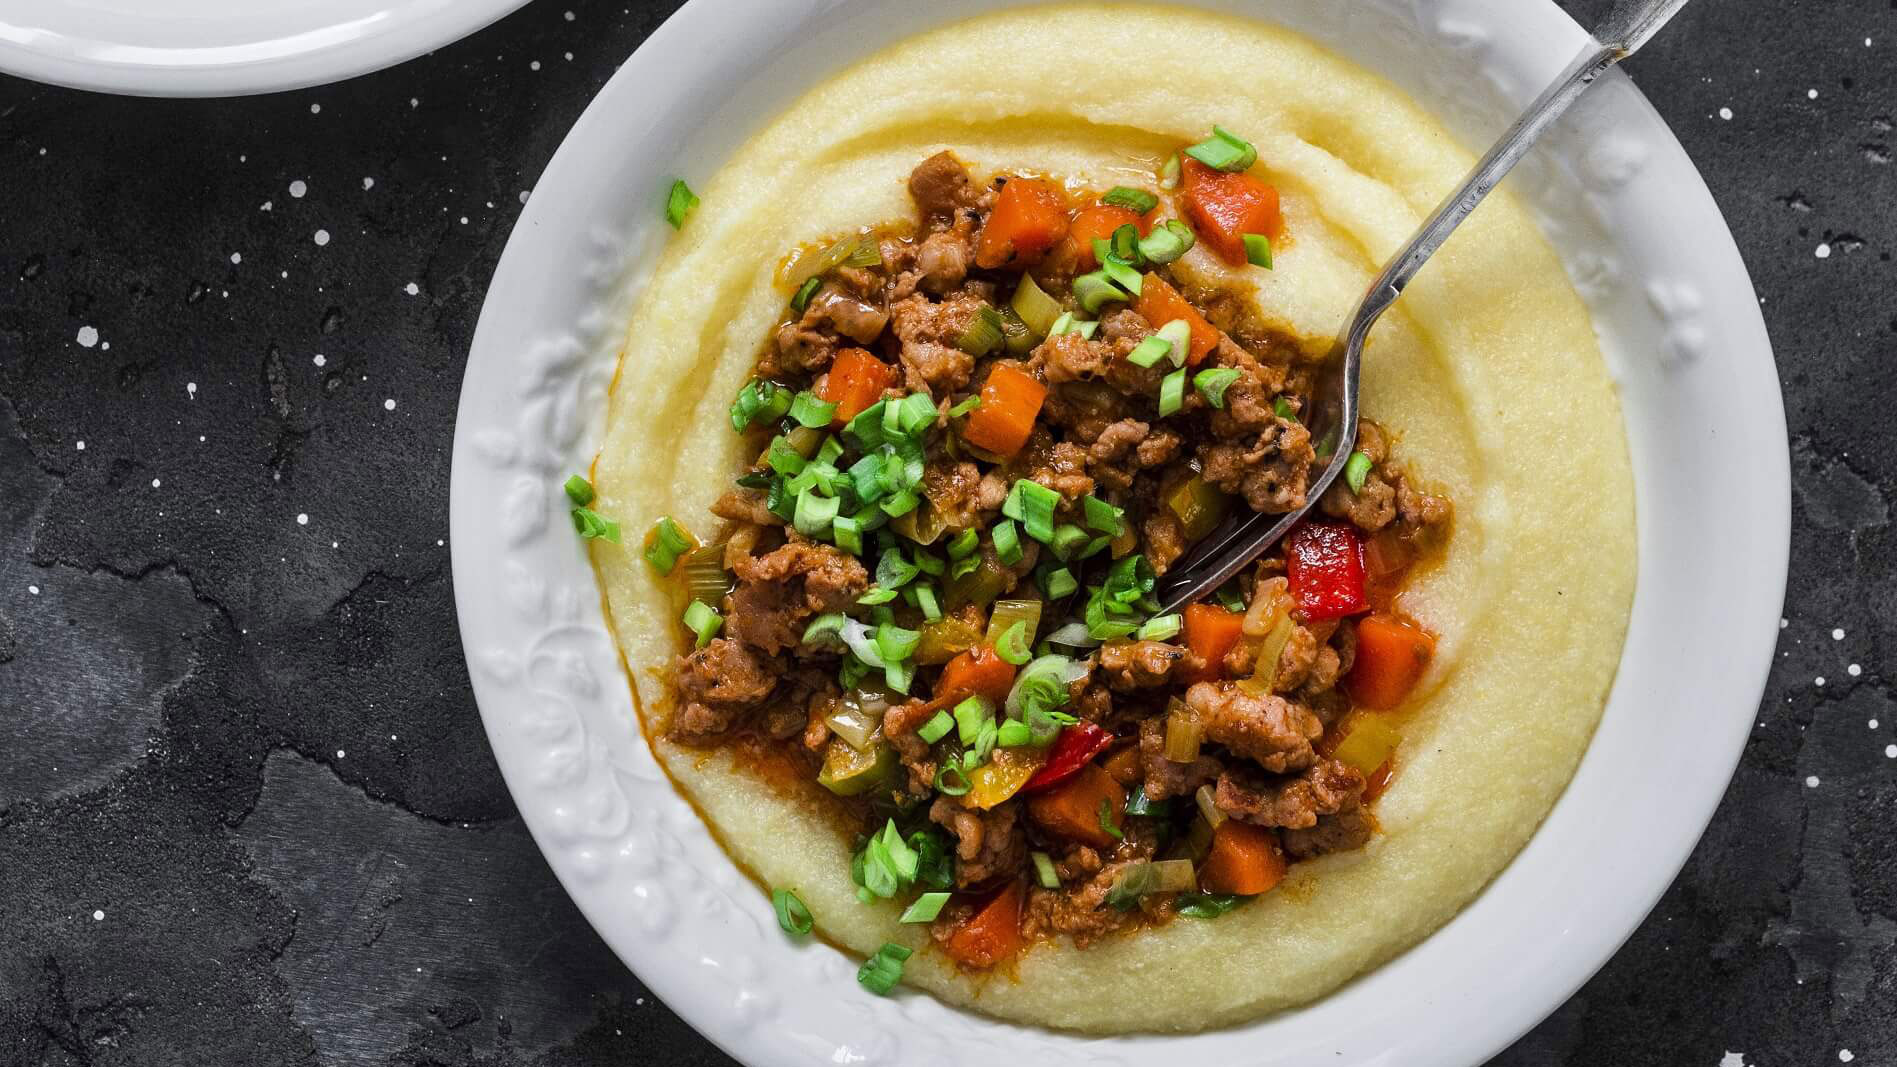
[1152, 0, 1692, 613]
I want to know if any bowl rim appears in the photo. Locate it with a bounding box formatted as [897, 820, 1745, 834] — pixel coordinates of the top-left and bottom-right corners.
[449, 1, 1789, 1064]
[0, 0, 531, 98]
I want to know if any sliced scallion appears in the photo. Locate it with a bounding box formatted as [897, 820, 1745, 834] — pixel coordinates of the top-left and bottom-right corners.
[1345, 450, 1374, 495]
[793, 488, 839, 537]
[1111, 224, 1144, 266]
[1243, 232, 1274, 269]
[1073, 270, 1128, 315]
[1048, 523, 1089, 561]
[1010, 273, 1063, 338]
[643, 516, 690, 572]
[1138, 219, 1196, 265]
[1273, 396, 1298, 421]
[946, 528, 979, 560]
[995, 620, 1033, 666]
[789, 390, 837, 428]
[996, 719, 1032, 747]
[899, 891, 952, 924]
[1082, 495, 1125, 536]
[1137, 613, 1182, 642]
[573, 507, 621, 543]
[1105, 185, 1159, 213]
[1126, 334, 1172, 368]
[1002, 479, 1061, 544]
[992, 520, 1023, 565]
[832, 514, 863, 555]
[790, 276, 822, 314]
[1184, 126, 1257, 173]
[683, 600, 722, 648]
[1159, 153, 1182, 190]
[934, 754, 971, 796]
[563, 474, 595, 506]
[1158, 367, 1187, 417]
[772, 888, 813, 935]
[917, 710, 954, 744]
[857, 942, 912, 996]
[1031, 851, 1061, 889]
[947, 395, 981, 418]
[1099, 253, 1144, 296]
[1041, 566, 1078, 600]
[1194, 367, 1242, 409]
[1157, 319, 1192, 368]
[957, 304, 1006, 357]
[954, 695, 991, 744]
[664, 179, 698, 228]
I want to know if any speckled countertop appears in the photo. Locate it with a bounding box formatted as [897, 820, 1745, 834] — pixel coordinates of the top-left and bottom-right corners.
[0, 1, 1892, 1064]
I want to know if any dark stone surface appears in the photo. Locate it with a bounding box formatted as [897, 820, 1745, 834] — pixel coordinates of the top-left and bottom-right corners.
[0, 0, 1891, 1064]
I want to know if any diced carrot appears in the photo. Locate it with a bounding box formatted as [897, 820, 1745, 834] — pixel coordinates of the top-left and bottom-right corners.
[818, 348, 896, 426]
[1178, 603, 1245, 684]
[934, 646, 1017, 707]
[1102, 743, 1143, 786]
[1345, 614, 1436, 710]
[1198, 819, 1288, 896]
[961, 364, 1046, 457]
[1132, 274, 1221, 366]
[1064, 203, 1153, 271]
[1180, 157, 1283, 266]
[943, 881, 1026, 969]
[1026, 764, 1124, 850]
[975, 178, 1069, 270]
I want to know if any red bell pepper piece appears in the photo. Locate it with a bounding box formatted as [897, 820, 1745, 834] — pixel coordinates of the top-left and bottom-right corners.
[1285, 520, 1368, 621]
[1020, 721, 1113, 794]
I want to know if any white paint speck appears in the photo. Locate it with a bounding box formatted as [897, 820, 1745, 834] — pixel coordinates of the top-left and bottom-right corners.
[1718, 106, 1733, 120]
[530, 60, 542, 71]
[1779, 617, 1789, 629]
[296, 513, 309, 526]
[564, 9, 575, 19]
[1848, 664, 1861, 677]
[410, 97, 420, 108]
[518, 189, 530, 204]
[1886, 745, 1896, 759]
[337, 749, 346, 759]
[92, 910, 104, 921]
[261, 200, 273, 211]
[1840, 1050, 1854, 1062]
[404, 282, 420, 296]
[314, 229, 331, 246]
[186, 382, 197, 399]
[150, 478, 161, 488]
[230, 252, 243, 264]
[310, 103, 322, 114]
[76, 325, 99, 348]
[383, 398, 397, 411]
[1816, 676, 1827, 687]
[75, 441, 84, 451]
[1806, 775, 1821, 788]
[28, 584, 40, 595]
[1870, 719, 1880, 729]
[1816, 242, 1832, 259]
[459, 216, 469, 225]
[289, 180, 308, 198]
[362, 177, 375, 191]
[1832, 627, 1845, 640]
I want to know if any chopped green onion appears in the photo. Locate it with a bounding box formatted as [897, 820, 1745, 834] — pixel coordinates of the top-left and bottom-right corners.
[1158, 367, 1187, 416]
[1273, 396, 1298, 421]
[857, 942, 912, 996]
[934, 754, 971, 796]
[767, 435, 808, 477]
[1098, 797, 1123, 840]
[832, 514, 863, 555]
[899, 892, 952, 924]
[1123, 784, 1170, 817]
[946, 528, 980, 561]
[1194, 367, 1242, 408]
[1159, 153, 1182, 190]
[1082, 495, 1125, 536]
[643, 516, 689, 571]
[1002, 479, 1061, 544]
[877, 622, 920, 663]
[1345, 450, 1374, 495]
[843, 401, 887, 451]
[918, 710, 954, 744]
[793, 488, 839, 537]
[1243, 232, 1274, 269]
[876, 549, 919, 590]
[895, 392, 939, 437]
[1126, 334, 1172, 368]
[1138, 219, 1195, 265]
[912, 548, 945, 577]
[1042, 566, 1078, 600]
[1032, 851, 1061, 889]
[1099, 253, 1144, 296]
[857, 587, 899, 607]
[683, 600, 722, 648]
[1049, 523, 1090, 560]
[880, 488, 920, 518]
[999, 306, 1036, 355]
[1104, 186, 1159, 213]
[1074, 320, 1100, 340]
[1011, 273, 1063, 337]
[1176, 893, 1244, 919]
[1137, 613, 1182, 642]
[1073, 270, 1128, 315]
[664, 179, 699, 228]
[957, 304, 1006, 357]
[948, 553, 981, 580]
[730, 378, 793, 433]
[914, 583, 941, 621]
[802, 613, 847, 648]
[884, 657, 915, 694]
[997, 719, 1033, 748]
[947, 395, 981, 418]
[969, 717, 999, 766]
[954, 696, 991, 744]
[563, 474, 595, 506]
[789, 390, 837, 428]
[992, 520, 1023, 565]
[995, 620, 1032, 666]
[772, 888, 813, 935]
[790, 276, 823, 314]
[1157, 319, 1192, 368]
[573, 507, 622, 543]
[1184, 126, 1257, 172]
[1046, 311, 1076, 337]
[1110, 223, 1144, 265]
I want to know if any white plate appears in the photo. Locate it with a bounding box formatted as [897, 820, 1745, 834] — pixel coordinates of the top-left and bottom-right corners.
[0, 0, 530, 97]
[450, 1, 1789, 1064]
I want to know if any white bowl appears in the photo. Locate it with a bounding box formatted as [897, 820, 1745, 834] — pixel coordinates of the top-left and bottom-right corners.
[449, 1, 1788, 1064]
[0, 0, 530, 97]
